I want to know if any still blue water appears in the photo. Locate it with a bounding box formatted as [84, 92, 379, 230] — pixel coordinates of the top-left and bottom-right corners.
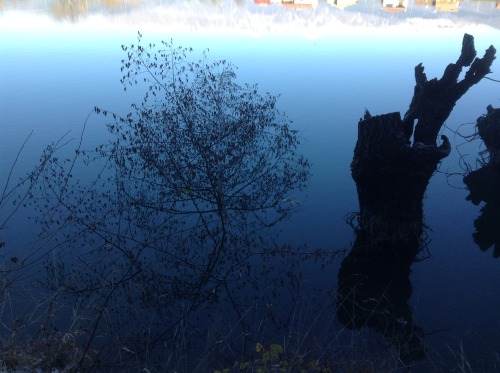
[1, 0, 500, 371]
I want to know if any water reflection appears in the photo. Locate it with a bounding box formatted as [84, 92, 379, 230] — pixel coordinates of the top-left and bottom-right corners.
[337, 34, 496, 369]
[1, 0, 499, 30]
[464, 105, 500, 257]
[337, 231, 426, 365]
[1, 0, 500, 369]
[257, 0, 463, 12]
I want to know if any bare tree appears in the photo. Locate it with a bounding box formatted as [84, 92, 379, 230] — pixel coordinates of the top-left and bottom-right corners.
[29, 33, 311, 369]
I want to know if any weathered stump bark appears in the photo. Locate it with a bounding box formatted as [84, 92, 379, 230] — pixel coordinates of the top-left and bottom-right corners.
[464, 106, 500, 257]
[337, 35, 496, 367]
[352, 111, 451, 241]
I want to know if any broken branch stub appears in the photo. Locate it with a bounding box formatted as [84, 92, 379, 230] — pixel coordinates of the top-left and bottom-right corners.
[403, 33, 496, 146]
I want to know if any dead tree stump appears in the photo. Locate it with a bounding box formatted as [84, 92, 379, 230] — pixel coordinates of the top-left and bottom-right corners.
[337, 35, 496, 367]
[351, 33, 496, 243]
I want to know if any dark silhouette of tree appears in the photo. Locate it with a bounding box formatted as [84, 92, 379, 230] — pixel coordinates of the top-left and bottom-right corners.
[337, 34, 496, 369]
[29, 33, 311, 369]
[464, 105, 500, 257]
[351, 35, 495, 242]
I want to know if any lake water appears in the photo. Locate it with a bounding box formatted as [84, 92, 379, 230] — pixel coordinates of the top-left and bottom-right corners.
[1, 0, 500, 371]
